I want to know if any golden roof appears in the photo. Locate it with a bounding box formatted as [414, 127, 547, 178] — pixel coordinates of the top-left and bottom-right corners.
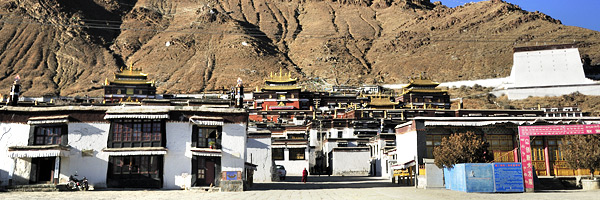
[107, 66, 154, 86]
[110, 80, 154, 85]
[403, 76, 440, 88]
[367, 96, 399, 106]
[262, 85, 302, 91]
[402, 88, 447, 94]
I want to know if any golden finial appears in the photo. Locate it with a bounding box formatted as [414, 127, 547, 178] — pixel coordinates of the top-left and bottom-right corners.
[279, 67, 282, 77]
[256, 86, 260, 92]
[105, 78, 108, 86]
[270, 71, 273, 78]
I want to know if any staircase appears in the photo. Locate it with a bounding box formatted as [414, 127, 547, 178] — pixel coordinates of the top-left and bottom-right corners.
[5, 184, 59, 192]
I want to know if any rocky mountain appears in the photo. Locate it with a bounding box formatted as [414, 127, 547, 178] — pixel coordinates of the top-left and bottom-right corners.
[0, 0, 599, 96]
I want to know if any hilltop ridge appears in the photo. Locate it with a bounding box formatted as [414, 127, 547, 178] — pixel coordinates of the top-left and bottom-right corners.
[0, 0, 598, 96]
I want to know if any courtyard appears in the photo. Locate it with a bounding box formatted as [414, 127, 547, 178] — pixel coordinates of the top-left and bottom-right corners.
[1, 176, 599, 200]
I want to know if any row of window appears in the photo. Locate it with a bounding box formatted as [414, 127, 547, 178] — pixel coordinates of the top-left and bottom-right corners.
[272, 148, 306, 160]
[110, 155, 160, 176]
[31, 120, 221, 149]
[112, 119, 162, 142]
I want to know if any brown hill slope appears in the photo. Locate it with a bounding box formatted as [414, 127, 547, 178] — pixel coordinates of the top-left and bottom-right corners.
[0, 0, 599, 96]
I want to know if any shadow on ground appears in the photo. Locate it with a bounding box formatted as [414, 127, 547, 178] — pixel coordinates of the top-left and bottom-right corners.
[251, 176, 409, 191]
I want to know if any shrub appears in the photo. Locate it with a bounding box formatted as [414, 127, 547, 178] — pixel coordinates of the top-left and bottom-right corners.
[433, 131, 493, 168]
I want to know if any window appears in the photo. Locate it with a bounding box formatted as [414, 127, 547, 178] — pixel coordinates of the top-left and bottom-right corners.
[110, 155, 160, 177]
[289, 148, 305, 160]
[426, 134, 449, 158]
[193, 126, 221, 149]
[197, 158, 206, 179]
[34, 126, 63, 145]
[487, 135, 513, 151]
[338, 131, 343, 138]
[273, 148, 284, 160]
[110, 119, 163, 148]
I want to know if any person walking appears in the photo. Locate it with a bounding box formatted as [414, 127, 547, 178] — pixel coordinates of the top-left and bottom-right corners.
[302, 168, 308, 183]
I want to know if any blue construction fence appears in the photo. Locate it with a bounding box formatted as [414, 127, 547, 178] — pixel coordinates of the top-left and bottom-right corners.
[443, 163, 524, 193]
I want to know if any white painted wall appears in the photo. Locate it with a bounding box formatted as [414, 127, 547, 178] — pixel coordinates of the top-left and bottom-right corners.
[274, 148, 309, 176]
[221, 123, 247, 174]
[0, 123, 29, 185]
[61, 123, 110, 188]
[164, 122, 192, 189]
[246, 137, 272, 182]
[395, 131, 418, 165]
[511, 48, 592, 87]
[332, 150, 370, 176]
[493, 84, 600, 100]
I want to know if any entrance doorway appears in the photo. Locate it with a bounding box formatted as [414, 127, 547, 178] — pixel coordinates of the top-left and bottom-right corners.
[192, 156, 221, 186]
[30, 157, 55, 184]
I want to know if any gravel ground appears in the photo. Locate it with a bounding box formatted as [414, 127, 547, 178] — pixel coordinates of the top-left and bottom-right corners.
[1, 176, 599, 200]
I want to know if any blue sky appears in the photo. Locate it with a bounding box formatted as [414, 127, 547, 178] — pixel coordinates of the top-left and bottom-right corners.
[442, 0, 600, 32]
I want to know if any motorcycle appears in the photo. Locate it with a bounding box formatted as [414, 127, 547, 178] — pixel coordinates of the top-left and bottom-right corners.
[67, 173, 89, 191]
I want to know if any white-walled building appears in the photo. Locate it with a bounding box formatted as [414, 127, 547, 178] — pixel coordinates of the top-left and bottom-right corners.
[0, 105, 249, 191]
[246, 129, 273, 182]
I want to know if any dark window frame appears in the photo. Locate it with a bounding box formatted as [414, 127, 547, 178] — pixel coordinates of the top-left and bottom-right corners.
[289, 148, 305, 160]
[272, 148, 284, 160]
[191, 126, 222, 149]
[108, 119, 165, 148]
[29, 124, 68, 146]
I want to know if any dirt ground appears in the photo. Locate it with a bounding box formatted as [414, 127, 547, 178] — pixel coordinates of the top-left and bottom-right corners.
[2, 176, 600, 200]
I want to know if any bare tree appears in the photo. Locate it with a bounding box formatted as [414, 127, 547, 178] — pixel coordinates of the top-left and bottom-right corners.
[560, 134, 600, 178]
[433, 131, 493, 168]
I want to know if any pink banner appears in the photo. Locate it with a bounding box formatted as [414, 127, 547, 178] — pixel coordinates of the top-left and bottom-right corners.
[519, 124, 600, 136]
[519, 136, 533, 189]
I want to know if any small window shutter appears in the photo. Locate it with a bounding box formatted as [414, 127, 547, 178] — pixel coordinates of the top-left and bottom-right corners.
[191, 126, 198, 147]
[28, 126, 36, 145]
[107, 121, 114, 148]
[191, 156, 198, 186]
[161, 120, 166, 147]
[61, 125, 68, 146]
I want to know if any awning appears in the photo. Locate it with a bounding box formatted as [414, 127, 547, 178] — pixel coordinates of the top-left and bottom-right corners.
[8, 150, 69, 158]
[191, 151, 222, 157]
[103, 147, 167, 156]
[271, 145, 307, 148]
[104, 114, 169, 120]
[189, 116, 224, 126]
[392, 160, 416, 170]
[28, 115, 69, 125]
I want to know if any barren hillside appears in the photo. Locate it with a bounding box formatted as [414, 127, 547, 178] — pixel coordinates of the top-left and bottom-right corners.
[0, 0, 599, 96]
